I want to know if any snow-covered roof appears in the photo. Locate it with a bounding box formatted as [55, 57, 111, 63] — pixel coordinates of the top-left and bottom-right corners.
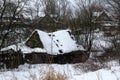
[93, 11, 111, 17]
[1, 29, 85, 55]
[35, 29, 84, 54]
[0, 43, 46, 54]
[93, 11, 113, 23]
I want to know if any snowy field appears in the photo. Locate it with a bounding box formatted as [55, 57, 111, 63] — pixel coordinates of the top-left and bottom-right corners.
[0, 61, 120, 80]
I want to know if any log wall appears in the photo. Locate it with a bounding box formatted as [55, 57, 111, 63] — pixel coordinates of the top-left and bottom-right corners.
[0, 50, 89, 69]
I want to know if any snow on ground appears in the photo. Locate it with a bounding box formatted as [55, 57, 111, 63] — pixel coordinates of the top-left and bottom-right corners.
[92, 39, 112, 51]
[0, 63, 120, 80]
[73, 66, 120, 80]
[92, 31, 113, 51]
[0, 64, 77, 80]
[79, 30, 113, 52]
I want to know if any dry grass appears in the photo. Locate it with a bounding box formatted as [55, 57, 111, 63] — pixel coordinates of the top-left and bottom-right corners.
[42, 67, 68, 80]
[74, 58, 110, 72]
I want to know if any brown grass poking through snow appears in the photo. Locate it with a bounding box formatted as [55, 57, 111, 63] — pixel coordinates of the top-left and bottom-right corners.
[42, 66, 68, 80]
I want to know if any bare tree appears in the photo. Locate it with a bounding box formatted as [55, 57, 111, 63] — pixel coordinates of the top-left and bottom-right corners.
[106, 0, 120, 55]
[0, 0, 28, 49]
[25, 0, 42, 19]
[40, 0, 71, 31]
[41, 0, 57, 15]
[106, 0, 120, 29]
[74, 0, 103, 52]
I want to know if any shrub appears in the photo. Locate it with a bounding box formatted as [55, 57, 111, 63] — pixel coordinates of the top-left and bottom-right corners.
[42, 67, 68, 80]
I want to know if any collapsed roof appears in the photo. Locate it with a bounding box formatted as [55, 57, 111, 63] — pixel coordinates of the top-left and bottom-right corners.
[1, 29, 85, 55]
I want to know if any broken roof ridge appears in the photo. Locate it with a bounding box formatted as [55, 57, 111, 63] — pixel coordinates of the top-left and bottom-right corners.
[1, 29, 85, 55]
